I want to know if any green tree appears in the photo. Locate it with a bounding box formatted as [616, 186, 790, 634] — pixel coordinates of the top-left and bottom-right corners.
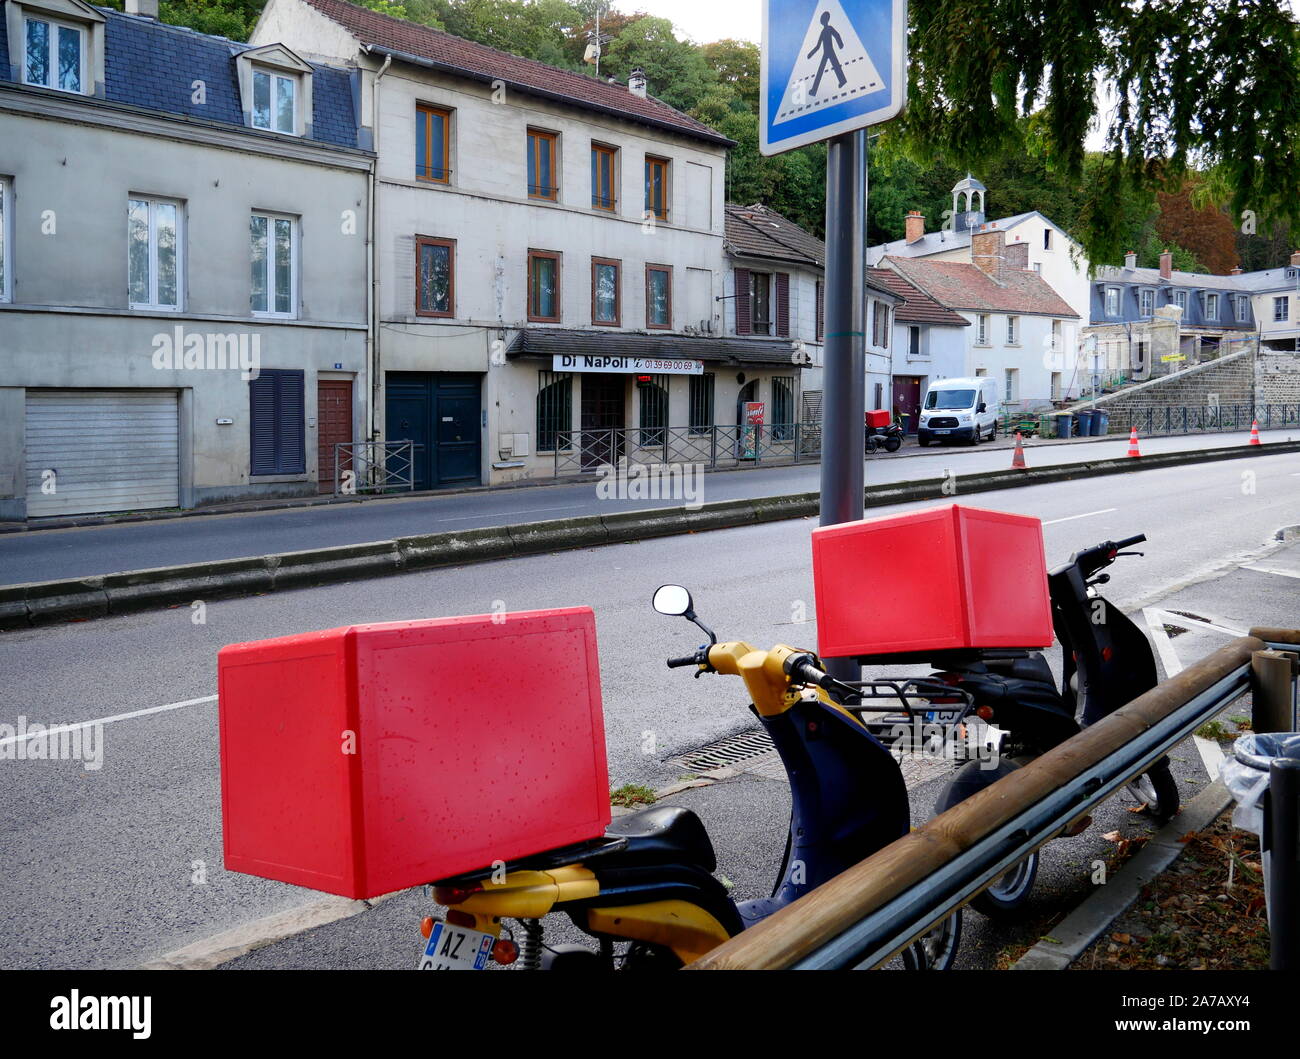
[601, 16, 715, 111]
[701, 39, 760, 111]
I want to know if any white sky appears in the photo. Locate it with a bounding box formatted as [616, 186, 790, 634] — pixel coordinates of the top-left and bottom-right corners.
[611, 0, 761, 44]
[624, 0, 1300, 44]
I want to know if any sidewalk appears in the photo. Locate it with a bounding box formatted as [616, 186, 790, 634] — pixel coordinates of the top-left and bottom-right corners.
[1, 427, 1291, 591]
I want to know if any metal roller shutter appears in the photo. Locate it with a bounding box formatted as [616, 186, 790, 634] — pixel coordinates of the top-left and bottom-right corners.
[25, 390, 179, 517]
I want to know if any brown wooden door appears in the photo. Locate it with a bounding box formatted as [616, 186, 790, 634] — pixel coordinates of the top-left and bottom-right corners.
[317, 380, 353, 493]
[892, 376, 922, 434]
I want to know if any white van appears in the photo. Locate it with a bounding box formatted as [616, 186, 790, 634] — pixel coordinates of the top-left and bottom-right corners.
[917, 377, 999, 446]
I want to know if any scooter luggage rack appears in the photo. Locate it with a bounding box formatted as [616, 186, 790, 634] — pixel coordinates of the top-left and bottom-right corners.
[838, 677, 978, 750]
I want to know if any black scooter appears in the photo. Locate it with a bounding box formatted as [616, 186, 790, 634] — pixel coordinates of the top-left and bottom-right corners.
[921, 533, 1177, 917]
[865, 420, 904, 454]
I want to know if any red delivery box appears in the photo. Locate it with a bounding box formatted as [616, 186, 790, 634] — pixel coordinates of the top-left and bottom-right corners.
[218, 607, 610, 899]
[865, 409, 892, 429]
[811, 504, 1053, 658]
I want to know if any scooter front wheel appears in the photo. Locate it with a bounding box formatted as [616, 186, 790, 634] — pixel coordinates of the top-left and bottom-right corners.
[901, 910, 962, 970]
[1125, 757, 1179, 823]
[884, 436, 901, 452]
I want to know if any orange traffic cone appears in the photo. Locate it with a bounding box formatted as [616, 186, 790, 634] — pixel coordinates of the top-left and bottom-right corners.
[1249, 419, 1261, 445]
[1011, 431, 1027, 469]
[1126, 426, 1141, 458]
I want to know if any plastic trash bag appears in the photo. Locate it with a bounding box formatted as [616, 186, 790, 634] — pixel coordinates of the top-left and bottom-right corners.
[1221, 732, 1300, 836]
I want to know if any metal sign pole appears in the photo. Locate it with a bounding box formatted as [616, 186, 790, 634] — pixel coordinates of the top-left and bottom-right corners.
[819, 129, 867, 680]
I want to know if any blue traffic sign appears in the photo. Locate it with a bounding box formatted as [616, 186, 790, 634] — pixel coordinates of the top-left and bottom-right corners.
[760, 0, 907, 156]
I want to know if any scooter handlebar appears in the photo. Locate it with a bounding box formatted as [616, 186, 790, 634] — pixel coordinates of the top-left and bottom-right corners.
[666, 653, 703, 669]
[1115, 533, 1146, 549]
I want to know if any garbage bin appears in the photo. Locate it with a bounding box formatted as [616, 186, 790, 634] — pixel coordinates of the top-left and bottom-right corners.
[1095, 410, 1110, 435]
[1077, 410, 1097, 436]
[1222, 732, 1300, 919]
[1055, 413, 1073, 440]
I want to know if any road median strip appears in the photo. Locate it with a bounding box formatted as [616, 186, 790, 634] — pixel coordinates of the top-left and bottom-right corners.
[3, 439, 1297, 630]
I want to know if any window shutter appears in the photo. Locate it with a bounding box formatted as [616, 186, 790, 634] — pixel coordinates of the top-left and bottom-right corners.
[775, 272, 790, 337]
[276, 370, 306, 474]
[815, 280, 824, 340]
[734, 268, 751, 334]
[249, 369, 305, 475]
[249, 374, 278, 476]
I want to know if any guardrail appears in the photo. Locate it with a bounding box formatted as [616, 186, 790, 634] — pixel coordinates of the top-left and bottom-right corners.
[687, 628, 1299, 970]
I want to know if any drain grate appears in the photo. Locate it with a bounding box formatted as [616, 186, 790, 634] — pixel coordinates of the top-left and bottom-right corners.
[672, 728, 775, 772]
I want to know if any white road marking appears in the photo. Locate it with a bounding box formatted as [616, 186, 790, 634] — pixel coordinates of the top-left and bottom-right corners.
[1245, 564, 1300, 580]
[1142, 608, 1226, 780]
[0, 695, 217, 747]
[1043, 508, 1117, 526]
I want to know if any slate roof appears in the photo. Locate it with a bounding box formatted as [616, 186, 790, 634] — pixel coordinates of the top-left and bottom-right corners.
[298, 0, 732, 147]
[883, 255, 1079, 318]
[868, 268, 970, 327]
[1093, 263, 1293, 293]
[507, 328, 803, 368]
[0, 6, 362, 150]
[725, 203, 826, 268]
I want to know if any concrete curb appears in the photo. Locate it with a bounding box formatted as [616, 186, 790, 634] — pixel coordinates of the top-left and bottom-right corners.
[1010, 779, 1234, 970]
[4, 438, 1298, 630]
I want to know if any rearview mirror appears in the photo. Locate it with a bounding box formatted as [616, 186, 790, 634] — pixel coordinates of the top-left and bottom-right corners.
[977, 402, 987, 413]
[652, 584, 693, 617]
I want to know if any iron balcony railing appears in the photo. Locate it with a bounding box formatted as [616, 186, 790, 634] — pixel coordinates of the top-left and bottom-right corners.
[331, 441, 420, 495]
[549, 423, 809, 476]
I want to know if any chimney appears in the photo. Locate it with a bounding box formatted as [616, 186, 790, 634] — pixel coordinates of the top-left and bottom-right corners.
[126, 0, 159, 17]
[904, 210, 925, 243]
[1291, 250, 1300, 267]
[1229, 266, 1243, 275]
[971, 226, 1006, 281]
[1124, 250, 1137, 269]
[1004, 241, 1030, 272]
[628, 68, 647, 98]
[1159, 251, 1172, 279]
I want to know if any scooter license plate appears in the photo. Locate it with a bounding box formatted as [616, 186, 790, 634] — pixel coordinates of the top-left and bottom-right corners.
[417, 921, 495, 970]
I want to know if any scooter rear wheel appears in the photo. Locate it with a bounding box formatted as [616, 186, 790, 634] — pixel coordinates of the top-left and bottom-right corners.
[884, 437, 901, 452]
[935, 759, 1039, 918]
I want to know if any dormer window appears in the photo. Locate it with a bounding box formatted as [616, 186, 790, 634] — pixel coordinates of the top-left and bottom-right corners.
[252, 68, 297, 134]
[237, 44, 313, 138]
[1104, 287, 1120, 317]
[1205, 292, 1219, 320]
[24, 14, 83, 92]
[1139, 288, 1154, 317]
[1174, 289, 1188, 313]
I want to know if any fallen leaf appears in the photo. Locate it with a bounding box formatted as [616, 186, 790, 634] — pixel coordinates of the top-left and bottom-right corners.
[1112, 933, 1132, 945]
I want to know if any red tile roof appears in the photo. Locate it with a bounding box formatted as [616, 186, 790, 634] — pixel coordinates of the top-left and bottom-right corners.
[298, 0, 732, 146]
[868, 268, 970, 327]
[883, 255, 1079, 318]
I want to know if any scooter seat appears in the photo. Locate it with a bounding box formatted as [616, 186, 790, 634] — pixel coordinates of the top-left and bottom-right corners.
[603, 805, 717, 873]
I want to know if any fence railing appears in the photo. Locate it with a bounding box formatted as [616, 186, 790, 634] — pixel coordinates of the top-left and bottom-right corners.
[1102, 403, 1300, 436]
[688, 630, 1296, 970]
[550, 423, 806, 476]
[331, 441, 419, 495]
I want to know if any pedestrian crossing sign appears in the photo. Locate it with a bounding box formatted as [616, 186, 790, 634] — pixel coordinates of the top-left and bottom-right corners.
[760, 0, 907, 155]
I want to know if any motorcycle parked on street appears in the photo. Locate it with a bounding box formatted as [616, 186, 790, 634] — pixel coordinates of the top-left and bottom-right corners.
[923, 532, 1177, 918]
[865, 411, 904, 454]
[416, 585, 976, 972]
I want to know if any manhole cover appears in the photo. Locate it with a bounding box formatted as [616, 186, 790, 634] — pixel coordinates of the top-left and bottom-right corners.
[671, 728, 775, 772]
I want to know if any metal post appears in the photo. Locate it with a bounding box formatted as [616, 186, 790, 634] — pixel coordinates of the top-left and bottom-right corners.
[1252, 649, 1298, 734]
[819, 129, 867, 681]
[1268, 758, 1300, 970]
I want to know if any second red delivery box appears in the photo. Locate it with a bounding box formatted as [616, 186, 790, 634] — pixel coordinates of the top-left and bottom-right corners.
[218, 607, 610, 899]
[811, 503, 1054, 658]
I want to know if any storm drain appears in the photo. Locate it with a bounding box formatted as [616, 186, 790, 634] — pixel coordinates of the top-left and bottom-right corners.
[671, 728, 776, 773]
